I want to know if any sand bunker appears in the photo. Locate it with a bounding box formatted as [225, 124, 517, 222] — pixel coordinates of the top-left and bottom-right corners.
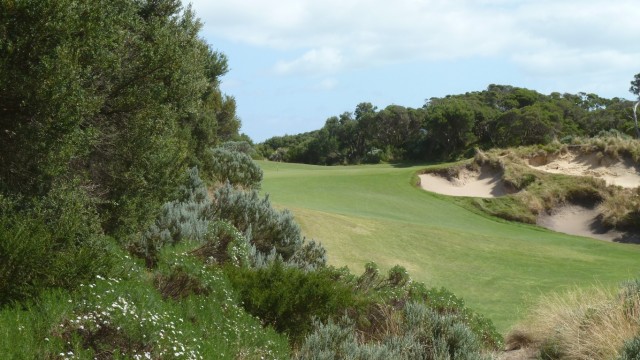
[419, 166, 511, 198]
[528, 152, 640, 188]
[536, 205, 633, 242]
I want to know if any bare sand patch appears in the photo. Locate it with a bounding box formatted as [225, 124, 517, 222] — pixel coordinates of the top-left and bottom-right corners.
[528, 152, 640, 188]
[537, 204, 629, 242]
[419, 166, 511, 198]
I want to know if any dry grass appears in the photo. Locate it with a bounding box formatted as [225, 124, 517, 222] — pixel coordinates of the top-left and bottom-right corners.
[506, 283, 640, 360]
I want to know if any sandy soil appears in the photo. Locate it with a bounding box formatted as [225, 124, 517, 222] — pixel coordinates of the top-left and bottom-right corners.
[528, 152, 640, 188]
[418, 166, 511, 198]
[537, 205, 626, 242]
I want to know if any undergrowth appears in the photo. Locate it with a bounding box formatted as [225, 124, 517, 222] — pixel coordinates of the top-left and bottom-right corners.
[505, 279, 640, 360]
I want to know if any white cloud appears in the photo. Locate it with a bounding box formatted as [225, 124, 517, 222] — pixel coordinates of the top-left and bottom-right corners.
[316, 78, 338, 91]
[189, 0, 640, 83]
[274, 47, 343, 74]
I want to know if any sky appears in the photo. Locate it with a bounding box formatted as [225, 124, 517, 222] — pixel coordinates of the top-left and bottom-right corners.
[188, 0, 640, 142]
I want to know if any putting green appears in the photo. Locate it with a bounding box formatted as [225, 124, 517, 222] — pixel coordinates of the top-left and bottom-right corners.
[259, 160, 640, 332]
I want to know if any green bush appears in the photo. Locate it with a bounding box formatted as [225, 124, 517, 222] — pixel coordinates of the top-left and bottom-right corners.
[225, 262, 359, 345]
[0, 183, 112, 306]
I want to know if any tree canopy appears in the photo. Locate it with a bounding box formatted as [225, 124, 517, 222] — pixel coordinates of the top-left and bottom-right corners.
[0, 0, 241, 235]
[259, 84, 638, 164]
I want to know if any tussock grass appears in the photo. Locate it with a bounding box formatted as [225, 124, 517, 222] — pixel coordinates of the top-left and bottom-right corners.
[507, 281, 640, 360]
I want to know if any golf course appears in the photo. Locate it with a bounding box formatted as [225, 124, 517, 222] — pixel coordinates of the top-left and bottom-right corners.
[259, 160, 640, 332]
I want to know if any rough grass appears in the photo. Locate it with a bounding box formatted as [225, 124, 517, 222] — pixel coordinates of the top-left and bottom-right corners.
[259, 160, 640, 333]
[0, 242, 290, 359]
[506, 281, 640, 359]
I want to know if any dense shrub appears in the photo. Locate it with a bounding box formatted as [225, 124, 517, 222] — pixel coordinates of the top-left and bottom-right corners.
[217, 141, 256, 155]
[212, 183, 303, 260]
[133, 167, 212, 267]
[0, 183, 112, 305]
[225, 262, 359, 344]
[296, 318, 395, 360]
[203, 147, 263, 189]
[297, 302, 490, 360]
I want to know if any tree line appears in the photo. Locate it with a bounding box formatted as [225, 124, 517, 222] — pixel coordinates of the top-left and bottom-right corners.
[259, 83, 639, 164]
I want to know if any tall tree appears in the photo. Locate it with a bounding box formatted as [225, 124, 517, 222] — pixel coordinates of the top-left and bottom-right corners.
[0, 0, 237, 234]
[630, 73, 640, 138]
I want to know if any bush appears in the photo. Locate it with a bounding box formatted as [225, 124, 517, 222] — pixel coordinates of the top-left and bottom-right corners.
[133, 167, 212, 267]
[217, 141, 256, 156]
[225, 262, 359, 345]
[0, 183, 112, 306]
[297, 302, 490, 360]
[619, 336, 640, 360]
[212, 184, 303, 260]
[203, 147, 263, 189]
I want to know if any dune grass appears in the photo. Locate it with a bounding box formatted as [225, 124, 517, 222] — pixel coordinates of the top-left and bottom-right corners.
[258, 160, 640, 332]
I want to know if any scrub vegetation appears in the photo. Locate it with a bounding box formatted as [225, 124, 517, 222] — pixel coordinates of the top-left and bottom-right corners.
[2, 0, 640, 358]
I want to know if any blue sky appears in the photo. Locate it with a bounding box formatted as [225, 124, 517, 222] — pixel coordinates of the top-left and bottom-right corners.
[189, 0, 640, 142]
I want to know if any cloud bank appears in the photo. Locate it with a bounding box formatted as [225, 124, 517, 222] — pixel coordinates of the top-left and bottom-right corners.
[191, 0, 640, 80]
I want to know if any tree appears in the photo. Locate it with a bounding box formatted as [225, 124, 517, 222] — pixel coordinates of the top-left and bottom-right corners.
[630, 73, 640, 138]
[425, 99, 477, 158]
[0, 0, 238, 235]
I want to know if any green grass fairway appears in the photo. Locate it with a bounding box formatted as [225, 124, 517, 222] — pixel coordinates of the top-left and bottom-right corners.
[258, 160, 640, 332]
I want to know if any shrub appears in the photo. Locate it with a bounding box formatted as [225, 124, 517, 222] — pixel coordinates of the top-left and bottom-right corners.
[203, 147, 263, 189]
[217, 141, 256, 155]
[297, 302, 490, 360]
[0, 182, 112, 305]
[189, 220, 252, 267]
[619, 336, 640, 360]
[225, 262, 359, 345]
[133, 167, 212, 267]
[212, 183, 303, 261]
[296, 318, 395, 360]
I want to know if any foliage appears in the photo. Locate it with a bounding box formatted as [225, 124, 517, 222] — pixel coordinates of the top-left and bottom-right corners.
[203, 147, 263, 189]
[212, 183, 304, 261]
[297, 303, 490, 360]
[133, 167, 212, 267]
[0, 245, 289, 359]
[225, 261, 359, 345]
[0, 183, 112, 306]
[619, 335, 640, 360]
[260, 84, 637, 165]
[0, 0, 239, 235]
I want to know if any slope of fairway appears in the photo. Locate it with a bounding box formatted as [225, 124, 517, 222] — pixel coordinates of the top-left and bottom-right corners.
[258, 161, 640, 332]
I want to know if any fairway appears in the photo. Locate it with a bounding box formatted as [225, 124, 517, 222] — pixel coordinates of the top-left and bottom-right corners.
[259, 160, 640, 332]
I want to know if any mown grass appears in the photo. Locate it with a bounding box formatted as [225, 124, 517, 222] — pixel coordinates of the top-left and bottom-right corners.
[259, 160, 640, 332]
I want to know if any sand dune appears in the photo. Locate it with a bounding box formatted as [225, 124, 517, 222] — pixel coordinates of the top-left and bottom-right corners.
[528, 152, 640, 188]
[419, 166, 511, 198]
